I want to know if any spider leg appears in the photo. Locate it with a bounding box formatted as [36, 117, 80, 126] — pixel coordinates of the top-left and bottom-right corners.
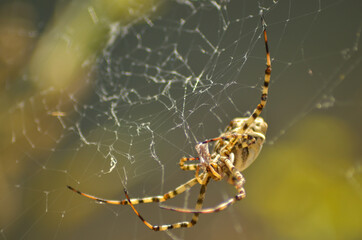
[195, 165, 204, 185]
[160, 153, 246, 214]
[125, 175, 211, 231]
[67, 177, 198, 206]
[200, 134, 240, 145]
[179, 157, 199, 171]
[159, 190, 244, 214]
[208, 163, 222, 180]
[240, 15, 271, 131]
[199, 133, 244, 161]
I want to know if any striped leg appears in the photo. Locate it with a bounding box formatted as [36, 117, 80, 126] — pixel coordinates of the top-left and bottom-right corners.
[159, 154, 246, 214]
[67, 177, 198, 206]
[126, 175, 211, 231]
[241, 15, 271, 131]
[223, 153, 246, 189]
[179, 157, 199, 171]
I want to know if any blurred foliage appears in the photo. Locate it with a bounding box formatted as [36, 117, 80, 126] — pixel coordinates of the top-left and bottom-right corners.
[245, 115, 361, 240]
[0, 0, 164, 235]
[30, 0, 163, 90]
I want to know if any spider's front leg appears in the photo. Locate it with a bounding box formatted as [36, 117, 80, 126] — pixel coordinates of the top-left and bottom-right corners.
[67, 176, 199, 206]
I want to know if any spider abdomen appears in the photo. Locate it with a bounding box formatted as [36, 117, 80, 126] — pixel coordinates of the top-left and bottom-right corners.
[214, 117, 267, 172]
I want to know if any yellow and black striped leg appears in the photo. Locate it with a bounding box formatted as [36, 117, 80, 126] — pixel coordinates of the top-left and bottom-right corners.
[179, 157, 199, 171]
[67, 177, 198, 206]
[241, 14, 271, 131]
[159, 188, 245, 214]
[125, 176, 210, 231]
[159, 154, 247, 214]
[223, 153, 246, 190]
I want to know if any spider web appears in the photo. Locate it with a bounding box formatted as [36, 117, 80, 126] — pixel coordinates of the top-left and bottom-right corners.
[1, 0, 361, 239]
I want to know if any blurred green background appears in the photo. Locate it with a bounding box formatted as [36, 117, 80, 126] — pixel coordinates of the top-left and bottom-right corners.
[0, 0, 361, 240]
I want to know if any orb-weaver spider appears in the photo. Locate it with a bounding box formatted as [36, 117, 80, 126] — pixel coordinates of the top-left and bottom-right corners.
[68, 14, 271, 231]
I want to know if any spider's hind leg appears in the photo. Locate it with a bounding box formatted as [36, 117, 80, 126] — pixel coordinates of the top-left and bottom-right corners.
[124, 176, 210, 231]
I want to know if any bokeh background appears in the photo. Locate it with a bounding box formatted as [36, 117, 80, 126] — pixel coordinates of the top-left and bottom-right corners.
[0, 0, 361, 240]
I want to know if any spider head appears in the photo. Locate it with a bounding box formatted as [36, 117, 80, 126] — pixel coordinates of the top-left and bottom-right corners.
[230, 117, 268, 171]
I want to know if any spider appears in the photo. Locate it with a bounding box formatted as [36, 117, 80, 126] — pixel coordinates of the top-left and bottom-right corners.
[67, 15, 271, 231]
